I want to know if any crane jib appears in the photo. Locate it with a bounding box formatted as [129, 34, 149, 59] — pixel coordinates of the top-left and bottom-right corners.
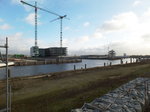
[20, 0, 61, 17]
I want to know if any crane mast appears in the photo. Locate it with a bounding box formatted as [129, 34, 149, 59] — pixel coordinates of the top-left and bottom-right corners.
[60, 18, 62, 47]
[35, 2, 37, 47]
[21, 0, 69, 56]
[20, 0, 62, 57]
[51, 15, 69, 48]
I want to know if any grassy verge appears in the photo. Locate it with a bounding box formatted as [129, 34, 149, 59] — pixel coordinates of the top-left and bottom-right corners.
[1, 63, 150, 112]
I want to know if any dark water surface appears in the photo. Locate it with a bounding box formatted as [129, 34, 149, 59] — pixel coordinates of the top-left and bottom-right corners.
[0, 59, 134, 79]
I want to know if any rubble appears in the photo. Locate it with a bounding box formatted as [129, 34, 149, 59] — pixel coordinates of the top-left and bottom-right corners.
[72, 78, 150, 112]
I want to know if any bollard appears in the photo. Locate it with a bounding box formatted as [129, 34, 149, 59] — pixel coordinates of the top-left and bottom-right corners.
[120, 59, 123, 64]
[74, 65, 76, 70]
[85, 64, 87, 69]
[136, 58, 138, 63]
[104, 63, 106, 67]
[56, 58, 59, 64]
[110, 62, 112, 66]
[8, 69, 11, 78]
[130, 58, 132, 63]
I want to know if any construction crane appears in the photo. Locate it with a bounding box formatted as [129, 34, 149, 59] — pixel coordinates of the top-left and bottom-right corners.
[51, 15, 69, 48]
[20, 0, 62, 56]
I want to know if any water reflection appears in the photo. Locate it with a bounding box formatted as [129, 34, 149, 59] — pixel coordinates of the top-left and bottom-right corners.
[0, 59, 135, 79]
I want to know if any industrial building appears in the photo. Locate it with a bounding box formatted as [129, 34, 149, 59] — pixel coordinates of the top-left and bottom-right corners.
[39, 47, 67, 57]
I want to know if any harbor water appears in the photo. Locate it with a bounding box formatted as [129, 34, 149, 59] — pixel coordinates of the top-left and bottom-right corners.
[0, 59, 134, 79]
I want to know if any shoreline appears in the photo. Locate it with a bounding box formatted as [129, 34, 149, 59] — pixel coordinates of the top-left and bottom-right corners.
[0, 61, 144, 82]
[14, 59, 82, 66]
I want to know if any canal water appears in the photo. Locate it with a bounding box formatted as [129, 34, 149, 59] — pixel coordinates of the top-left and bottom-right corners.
[0, 59, 134, 79]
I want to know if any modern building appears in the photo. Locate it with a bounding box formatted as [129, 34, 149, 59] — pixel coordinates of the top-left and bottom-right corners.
[39, 47, 67, 57]
[108, 50, 116, 59]
[30, 46, 39, 57]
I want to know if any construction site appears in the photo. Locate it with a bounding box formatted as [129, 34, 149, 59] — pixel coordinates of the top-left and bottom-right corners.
[20, 0, 69, 58]
[1, 0, 150, 112]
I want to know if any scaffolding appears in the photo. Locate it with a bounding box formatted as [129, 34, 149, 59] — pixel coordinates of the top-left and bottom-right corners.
[0, 37, 11, 112]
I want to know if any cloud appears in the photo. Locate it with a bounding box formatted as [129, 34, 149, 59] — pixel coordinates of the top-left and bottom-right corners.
[93, 29, 103, 39]
[11, 0, 46, 5]
[25, 13, 41, 25]
[64, 26, 70, 31]
[25, 13, 35, 25]
[0, 32, 50, 55]
[0, 18, 3, 22]
[13, 0, 47, 12]
[0, 32, 31, 54]
[143, 8, 150, 17]
[101, 12, 138, 33]
[69, 48, 105, 55]
[141, 34, 150, 42]
[83, 22, 90, 27]
[11, 0, 21, 4]
[109, 40, 150, 55]
[67, 8, 150, 55]
[75, 35, 89, 44]
[133, 0, 142, 7]
[0, 24, 11, 30]
[7, 32, 34, 54]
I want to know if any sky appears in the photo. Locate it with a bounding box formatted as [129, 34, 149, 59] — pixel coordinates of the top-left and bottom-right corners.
[0, 0, 150, 56]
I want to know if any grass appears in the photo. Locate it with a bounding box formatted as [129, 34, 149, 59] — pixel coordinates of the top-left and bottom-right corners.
[1, 63, 150, 112]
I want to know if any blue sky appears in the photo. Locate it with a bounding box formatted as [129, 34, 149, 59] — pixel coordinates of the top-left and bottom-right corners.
[0, 0, 150, 55]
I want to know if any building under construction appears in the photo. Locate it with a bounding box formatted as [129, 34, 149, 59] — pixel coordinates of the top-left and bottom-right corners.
[30, 46, 39, 57]
[38, 47, 67, 57]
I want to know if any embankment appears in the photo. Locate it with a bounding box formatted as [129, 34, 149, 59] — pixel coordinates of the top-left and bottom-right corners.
[1, 62, 150, 112]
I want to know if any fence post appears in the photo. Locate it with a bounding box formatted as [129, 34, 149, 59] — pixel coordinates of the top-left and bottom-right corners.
[85, 64, 87, 69]
[74, 65, 76, 70]
[110, 62, 112, 66]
